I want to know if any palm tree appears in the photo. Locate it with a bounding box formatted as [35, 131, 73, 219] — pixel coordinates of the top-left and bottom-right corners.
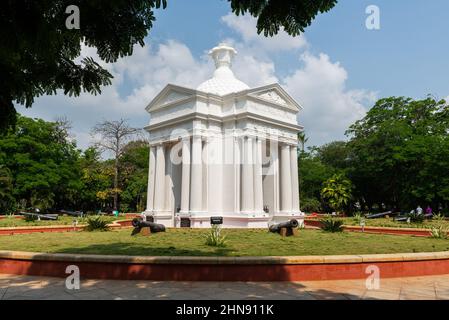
[297, 132, 308, 152]
[321, 174, 352, 214]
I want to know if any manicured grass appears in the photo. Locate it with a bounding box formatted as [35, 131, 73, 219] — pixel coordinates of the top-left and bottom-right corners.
[0, 228, 448, 256]
[340, 217, 449, 229]
[0, 215, 127, 228]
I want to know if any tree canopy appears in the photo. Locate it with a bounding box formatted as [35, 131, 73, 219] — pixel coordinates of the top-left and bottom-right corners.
[0, 0, 337, 132]
[229, 0, 337, 36]
[346, 96, 449, 212]
[0, 115, 149, 214]
[299, 96, 449, 215]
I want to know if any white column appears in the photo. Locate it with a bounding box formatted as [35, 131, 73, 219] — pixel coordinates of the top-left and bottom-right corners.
[280, 144, 292, 212]
[180, 137, 191, 214]
[153, 144, 166, 212]
[253, 138, 264, 213]
[241, 136, 254, 213]
[270, 140, 280, 213]
[234, 136, 241, 213]
[145, 146, 156, 212]
[290, 145, 300, 213]
[190, 136, 202, 212]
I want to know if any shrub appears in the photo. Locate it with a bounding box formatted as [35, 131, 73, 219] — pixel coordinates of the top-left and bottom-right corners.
[430, 226, 448, 239]
[85, 216, 110, 232]
[301, 198, 321, 213]
[24, 214, 37, 222]
[433, 213, 446, 222]
[320, 218, 344, 233]
[352, 212, 363, 224]
[205, 225, 227, 247]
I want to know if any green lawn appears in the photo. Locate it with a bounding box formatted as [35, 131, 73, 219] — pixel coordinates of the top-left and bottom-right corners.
[339, 217, 449, 229]
[0, 215, 128, 228]
[0, 228, 448, 256]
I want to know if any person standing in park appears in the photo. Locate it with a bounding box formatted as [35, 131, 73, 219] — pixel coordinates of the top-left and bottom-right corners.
[426, 205, 433, 215]
[416, 205, 423, 215]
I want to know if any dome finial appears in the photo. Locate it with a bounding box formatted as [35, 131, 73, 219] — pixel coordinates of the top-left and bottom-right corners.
[196, 44, 249, 95]
[209, 43, 237, 69]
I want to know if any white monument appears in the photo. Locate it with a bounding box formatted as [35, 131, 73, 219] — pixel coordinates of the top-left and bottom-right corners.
[144, 44, 304, 228]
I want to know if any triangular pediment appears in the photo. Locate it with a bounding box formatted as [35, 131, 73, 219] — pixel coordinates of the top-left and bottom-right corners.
[146, 84, 196, 112]
[247, 84, 302, 112]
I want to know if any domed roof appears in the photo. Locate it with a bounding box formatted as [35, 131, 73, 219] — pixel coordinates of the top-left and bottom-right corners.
[197, 44, 249, 96]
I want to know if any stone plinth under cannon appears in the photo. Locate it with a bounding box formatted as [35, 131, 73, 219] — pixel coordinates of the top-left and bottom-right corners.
[269, 219, 299, 237]
[131, 217, 166, 236]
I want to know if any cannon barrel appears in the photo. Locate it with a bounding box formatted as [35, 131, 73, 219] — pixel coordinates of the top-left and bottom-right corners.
[132, 218, 166, 233]
[269, 219, 299, 233]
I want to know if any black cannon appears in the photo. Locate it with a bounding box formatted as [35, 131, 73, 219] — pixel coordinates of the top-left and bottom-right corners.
[20, 211, 58, 221]
[132, 217, 166, 233]
[60, 209, 84, 217]
[269, 219, 299, 236]
[366, 211, 393, 219]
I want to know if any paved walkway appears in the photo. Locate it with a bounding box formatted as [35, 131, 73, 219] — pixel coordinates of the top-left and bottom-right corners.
[1, 274, 449, 300]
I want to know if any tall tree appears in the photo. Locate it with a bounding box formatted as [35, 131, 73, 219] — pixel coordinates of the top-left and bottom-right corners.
[314, 141, 350, 171]
[298, 132, 309, 152]
[1, 0, 338, 132]
[91, 119, 140, 211]
[119, 140, 149, 212]
[0, 115, 82, 210]
[0, 165, 15, 213]
[77, 147, 113, 212]
[346, 96, 449, 211]
[0, 0, 167, 132]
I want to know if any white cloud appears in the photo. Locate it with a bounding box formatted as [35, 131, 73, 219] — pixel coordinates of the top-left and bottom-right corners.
[221, 13, 308, 52]
[18, 13, 376, 150]
[17, 41, 213, 150]
[220, 14, 377, 146]
[283, 53, 377, 146]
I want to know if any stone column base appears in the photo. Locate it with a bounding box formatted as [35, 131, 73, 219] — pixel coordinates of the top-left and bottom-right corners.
[188, 214, 271, 228]
[152, 210, 175, 227]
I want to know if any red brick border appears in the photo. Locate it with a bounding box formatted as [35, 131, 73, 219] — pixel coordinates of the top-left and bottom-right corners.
[0, 219, 133, 235]
[305, 219, 434, 237]
[1, 251, 448, 281]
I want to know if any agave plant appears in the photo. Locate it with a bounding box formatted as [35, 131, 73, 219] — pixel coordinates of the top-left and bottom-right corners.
[353, 212, 364, 224]
[433, 213, 446, 222]
[85, 216, 110, 232]
[320, 218, 344, 233]
[205, 225, 227, 247]
[430, 226, 448, 239]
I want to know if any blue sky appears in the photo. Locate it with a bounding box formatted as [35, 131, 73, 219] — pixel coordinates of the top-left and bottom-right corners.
[150, 0, 449, 99]
[18, 0, 449, 149]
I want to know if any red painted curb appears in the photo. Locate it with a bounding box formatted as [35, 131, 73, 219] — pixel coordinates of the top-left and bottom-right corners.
[304, 220, 433, 237]
[0, 220, 133, 236]
[1, 257, 449, 281]
[0, 226, 83, 235]
[0, 216, 24, 220]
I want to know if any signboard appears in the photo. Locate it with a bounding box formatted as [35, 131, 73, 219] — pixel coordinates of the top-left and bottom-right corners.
[210, 216, 223, 225]
[180, 218, 191, 228]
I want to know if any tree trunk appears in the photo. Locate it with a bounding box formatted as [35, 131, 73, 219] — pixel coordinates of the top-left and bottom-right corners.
[114, 155, 119, 211]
